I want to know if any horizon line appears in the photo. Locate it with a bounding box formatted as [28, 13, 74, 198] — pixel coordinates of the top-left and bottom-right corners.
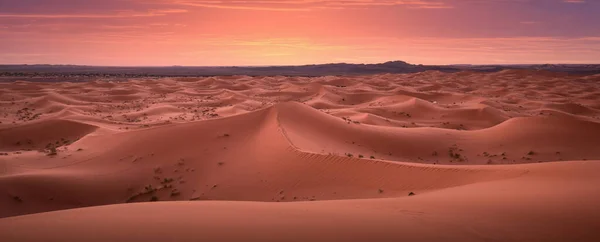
[1, 62, 600, 68]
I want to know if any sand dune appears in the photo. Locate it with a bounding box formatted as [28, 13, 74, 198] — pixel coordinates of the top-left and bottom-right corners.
[1, 71, 600, 241]
[0, 119, 97, 152]
[2, 161, 599, 242]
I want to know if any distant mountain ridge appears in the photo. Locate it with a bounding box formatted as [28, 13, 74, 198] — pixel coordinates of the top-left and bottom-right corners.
[1, 61, 599, 80]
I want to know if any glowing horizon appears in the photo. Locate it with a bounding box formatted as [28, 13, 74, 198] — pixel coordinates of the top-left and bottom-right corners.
[1, 0, 599, 66]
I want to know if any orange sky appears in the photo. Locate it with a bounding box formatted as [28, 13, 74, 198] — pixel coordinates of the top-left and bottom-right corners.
[0, 0, 599, 65]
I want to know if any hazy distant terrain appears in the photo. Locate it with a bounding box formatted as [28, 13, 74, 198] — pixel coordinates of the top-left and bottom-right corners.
[1, 61, 599, 82]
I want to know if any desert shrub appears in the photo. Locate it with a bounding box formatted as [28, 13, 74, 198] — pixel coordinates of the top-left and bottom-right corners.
[47, 147, 57, 156]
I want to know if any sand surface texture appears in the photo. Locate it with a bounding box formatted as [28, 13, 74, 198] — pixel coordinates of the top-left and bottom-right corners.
[1, 71, 600, 241]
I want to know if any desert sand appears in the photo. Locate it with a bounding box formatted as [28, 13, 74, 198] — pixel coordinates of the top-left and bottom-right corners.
[1, 70, 600, 241]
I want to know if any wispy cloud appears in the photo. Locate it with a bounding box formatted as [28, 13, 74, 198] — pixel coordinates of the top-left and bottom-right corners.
[0, 9, 187, 18]
[170, 2, 309, 11]
[164, 0, 454, 11]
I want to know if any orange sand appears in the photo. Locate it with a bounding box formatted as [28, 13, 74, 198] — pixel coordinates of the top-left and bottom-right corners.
[1, 71, 600, 241]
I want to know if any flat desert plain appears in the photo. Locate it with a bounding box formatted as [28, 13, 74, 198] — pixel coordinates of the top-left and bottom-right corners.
[1, 70, 600, 241]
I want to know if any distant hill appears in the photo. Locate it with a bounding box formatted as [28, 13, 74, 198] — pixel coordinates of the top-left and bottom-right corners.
[1, 61, 599, 80]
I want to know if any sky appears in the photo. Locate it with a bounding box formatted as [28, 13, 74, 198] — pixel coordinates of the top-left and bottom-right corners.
[0, 0, 599, 66]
